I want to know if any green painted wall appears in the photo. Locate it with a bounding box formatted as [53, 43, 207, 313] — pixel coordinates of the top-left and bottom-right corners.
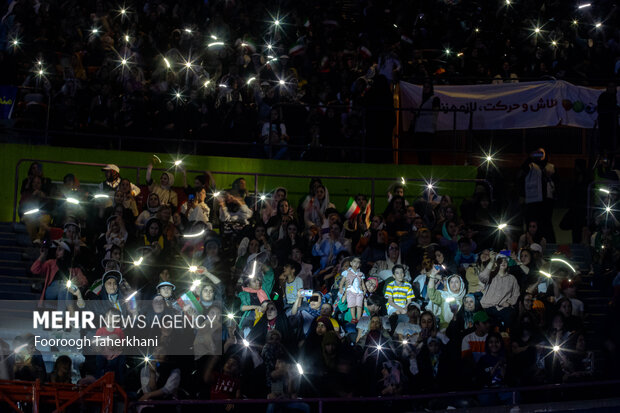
[1, 143, 478, 223]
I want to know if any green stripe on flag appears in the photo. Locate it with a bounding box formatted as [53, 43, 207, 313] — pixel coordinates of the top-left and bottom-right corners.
[344, 197, 361, 219]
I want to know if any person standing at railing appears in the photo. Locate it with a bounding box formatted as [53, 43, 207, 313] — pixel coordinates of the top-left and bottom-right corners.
[146, 163, 178, 209]
[19, 174, 51, 244]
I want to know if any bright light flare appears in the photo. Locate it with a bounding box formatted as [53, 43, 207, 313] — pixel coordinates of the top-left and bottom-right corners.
[498, 223, 507, 230]
[213, 191, 221, 197]
[572, 20, 579, 26]
[183, 229, 206, 238]
[125, 291, 138, 301]
[553, 345, 561, 352]
[578, 3, 591, 9]
[227, 313, 235, 319]
[550, 258, 576, 273]
[445, 297, 456, 303]
[94, 194, 109, 199]
[133, 256, 144, 266]
[540, 270, 553, 278]
[595, 22, 602, 28]
[208, 41, 225, 48]
[401, 177, 406, 185]
[24, 208, 40, 215]
[599, 188, 610, 194]
[260, 195, 266, 201]
[247, 77, 256, 85]
[248, 260, 257, 279]
[278, 79, 285, 85]
[65, 280, 72, 289]
[242, 339, 250, 347]
[296, 363, 304, 375]
[184, 28, 192, 34]
[174, 160, 182, 166]
[402, 339, 408, 345]
[189, 265, 198, 272]
[66, 197, 80, 205]
[190, 279, 201, 291]
[163, 57, 171, 69]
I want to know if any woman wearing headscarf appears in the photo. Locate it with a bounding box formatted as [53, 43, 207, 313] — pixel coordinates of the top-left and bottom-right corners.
[446, 293, 480, 343]
[427, 270, 467, 331]
[31, 241, 87, 307]
[146, 163, 178, 208]
[262, 187, 288, 224]
[370, 241, 412, 283]
[266, 198, 297, 241]
[136, 193, 162, 231]
[95, 215, 128, 257]
[237, 263, 275, 332]
[304, 184, 335, 229]
[247, 301, 292, 348]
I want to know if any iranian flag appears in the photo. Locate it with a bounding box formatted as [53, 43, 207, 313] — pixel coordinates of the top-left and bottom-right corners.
[88, 279, 102, 296]
[344, 197, 361, 219]
[177, 291, 203, 314]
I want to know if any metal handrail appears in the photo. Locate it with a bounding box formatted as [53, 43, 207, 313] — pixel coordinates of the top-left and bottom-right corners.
[13, 158, 492, 222]
[130, 379, 620, 412]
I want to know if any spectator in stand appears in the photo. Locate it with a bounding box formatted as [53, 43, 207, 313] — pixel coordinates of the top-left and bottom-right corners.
[518, 220, 547, 252]
[478, 254, 521, 329]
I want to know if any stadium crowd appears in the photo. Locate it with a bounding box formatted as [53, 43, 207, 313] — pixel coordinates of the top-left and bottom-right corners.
[6, 155, 620, 411]
[2, 0, 620, 160]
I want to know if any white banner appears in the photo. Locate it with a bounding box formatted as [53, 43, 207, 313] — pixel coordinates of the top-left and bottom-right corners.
[400, 80, 618, 131]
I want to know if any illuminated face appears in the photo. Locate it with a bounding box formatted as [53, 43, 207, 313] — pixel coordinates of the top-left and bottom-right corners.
[316, 321, 327, 336]
[394, 187, 404, 197]
[560, 300, 572, 317]
[201, 286, 214, 301]
[406, 206, 416, 218]
[55, 247, 66, 259]
[449, 277, 461, 294]
[120, 180, 131, 194]
[111, 248, 122, 261]
[435, 250, 444, 264]
[316, 186, 325, 200]
[520, 251, 531, 265]
[463, 296, 475, 312]
[350, 257, 361, 270]
[160, 173, 170, 186]
[369, 316, 381, 331]
[148, 194, 159, 208]
[287, 224, 297, 237]
[498, 258, 508, 270]
[480, 249, 490, 262]
[248, 239, 260, 254]
[104, 278, 118, 295]
[377, 231, 386, 244]
[223, 357, 240, 375]
[487, 335, 501, 354]
[422, 255, 433, 271]
[265, 303, 278, 320]
[371, 217, 382, 229]
[197, 188, 207, 202]
[255, 226, 266, 239]
[291, 248, 302, 262]
[365, 278, 378, 292]
[148, 222, 159, 237]
[420, 314, 434, 330]
[278, 200, 289, 214]
[114, 191, 124, 204]
[447, 221, 458, 236]
[248, 277, 261, 290]
[388, 243, 399, 259]
[275, 189, 286, 202]
[159, 285, 173, 298]
[320, 303, 332, 317]
[393, 268, 404, 282]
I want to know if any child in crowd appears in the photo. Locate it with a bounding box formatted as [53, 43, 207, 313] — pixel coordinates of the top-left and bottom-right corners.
[339, 257, 367, 323]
